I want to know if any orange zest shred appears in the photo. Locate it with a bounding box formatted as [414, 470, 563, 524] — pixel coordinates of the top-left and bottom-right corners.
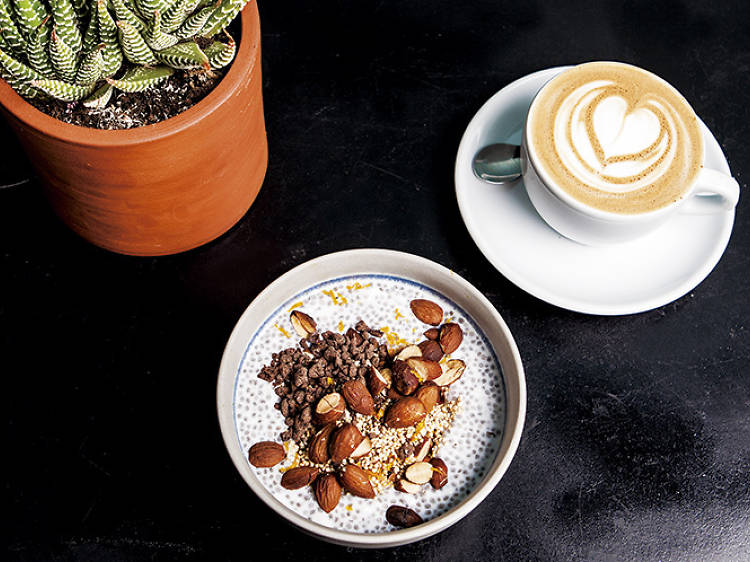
[337, 320, 345, 332]
[322, 289, 347, 306]
[274, 323, 291, 338]
[288, 301, 304, 311]
[345, 282, 371, 291]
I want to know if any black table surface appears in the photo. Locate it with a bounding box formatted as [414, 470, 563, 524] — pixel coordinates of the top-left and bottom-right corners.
[4, 1, 749, 560]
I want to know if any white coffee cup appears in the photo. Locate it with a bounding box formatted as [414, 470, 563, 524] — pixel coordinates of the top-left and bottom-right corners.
[521, 62, 740, 246]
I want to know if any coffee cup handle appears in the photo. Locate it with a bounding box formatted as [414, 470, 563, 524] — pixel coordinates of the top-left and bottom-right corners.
[679, 168, 740, 214]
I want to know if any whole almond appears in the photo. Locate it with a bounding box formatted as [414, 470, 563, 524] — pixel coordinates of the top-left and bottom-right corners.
[290, 310, 317, 338]
[281, 466, 319, 490]
[410, 299, 443, 325]
[392, 360, 419, 395]
[439, 322, 463, 354]
[404, 462, 433, 485]
[384, 396, 427, 429]
[394, 478, 422, 494]
[315, 473, 342, 513]
[418, 339, 444, 362]
[341, 380, 376, 416]
[386, 505, 423, 528]
[414, 382, 441, 412]
[430, 457, 449, 489]
[247, 441, 285, 468]
[368, 366, 391, 396]
[339, 464, 375, 498]
[308, 423, 335, 464]
[406, 357, 442, 382]
[329, 423, 364, 463]
[386, 387, 405, 401]
[314, 392, 346, 425]
[432, 359, 466, 387]
[423, 328, 440, 340]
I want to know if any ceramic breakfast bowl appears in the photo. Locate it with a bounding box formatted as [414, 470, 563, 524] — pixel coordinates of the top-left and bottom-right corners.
[216, 249, 526, 547]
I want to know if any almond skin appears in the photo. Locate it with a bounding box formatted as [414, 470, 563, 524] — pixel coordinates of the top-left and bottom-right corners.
[414, 382, 441, 412]
[315, 473, 342, 513]
[430, 458, 449, 489]
[439, 322, 463, 354]
[341, 379, 376, 415]
[432, 359, 466, 387]
[410, 299, 443, 325]
[281, 466, 319, 490]
[314, 392, 346, 425]
[406, 357, 442, 382]
[392, 360, 419, 395]
[423, 328, 440, 340]
[247, 441, 285, 468]
[386, 387, 405, 401]
[384, 396, 427, 429]
[329, 423, 364, 463]
[418, 339, 444, 362]
[290, 310, 317, 337]
[308, 423, 335, 464]
[339, 464, 375, 498]
[386, 505, 423, 528]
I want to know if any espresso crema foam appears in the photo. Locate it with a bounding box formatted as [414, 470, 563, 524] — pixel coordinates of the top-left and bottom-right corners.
[527, 62, 704, 214]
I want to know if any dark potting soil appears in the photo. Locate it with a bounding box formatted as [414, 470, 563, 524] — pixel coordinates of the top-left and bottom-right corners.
[28, 69, 226, 130]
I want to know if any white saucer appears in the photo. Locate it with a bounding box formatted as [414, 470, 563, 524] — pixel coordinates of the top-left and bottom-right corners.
[455, 67, 737, 315]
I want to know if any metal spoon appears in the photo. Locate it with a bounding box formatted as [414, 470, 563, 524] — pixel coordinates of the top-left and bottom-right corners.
[472, 143, 522, 184]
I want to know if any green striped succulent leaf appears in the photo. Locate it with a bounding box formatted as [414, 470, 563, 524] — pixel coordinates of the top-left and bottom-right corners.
[0, 0, 27, 54]
[1, 64, 43, 96]
[80, 5, 98, 52]
[70, 0, 88, 21]
[49, 0, 82, 54]
[1, 0, 246, 106]
[48, 27, 78, 82]
[145, 10, 177, 50]
[173, 2, 211, 39]
[82, 81, 113, 107]
[105, 64, 172, 91]
[0, 42, 43, 80]
[200, 0, 246, 37]
[31, 77, 96, 100]
[12, 0, 47, 37]
[26, 18, 55, 77]
[75, 42, 104, 83]
[110, 0, 146, 34]
[155, 39, 206, 69]
[97, 0, 123, 76]
[204, 30, 233, 69]
[161, 0, 200, 33]
[116, 19, 157, 65]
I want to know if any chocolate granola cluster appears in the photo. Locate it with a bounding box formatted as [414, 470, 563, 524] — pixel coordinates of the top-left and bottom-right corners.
[257, 320, 389, 442]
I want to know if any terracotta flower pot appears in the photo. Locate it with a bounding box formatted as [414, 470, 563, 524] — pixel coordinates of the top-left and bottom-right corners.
[0, 3, 267, 256]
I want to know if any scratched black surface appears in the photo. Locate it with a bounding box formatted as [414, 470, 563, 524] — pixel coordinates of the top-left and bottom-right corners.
[3, 1, 750, 560]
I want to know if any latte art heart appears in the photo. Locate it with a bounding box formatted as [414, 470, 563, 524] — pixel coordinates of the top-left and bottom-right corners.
[528, 63, 703, 214]
[555, 83, 676, 193]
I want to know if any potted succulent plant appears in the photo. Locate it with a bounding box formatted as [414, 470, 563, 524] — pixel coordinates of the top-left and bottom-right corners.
[0, 0, 266, 255]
